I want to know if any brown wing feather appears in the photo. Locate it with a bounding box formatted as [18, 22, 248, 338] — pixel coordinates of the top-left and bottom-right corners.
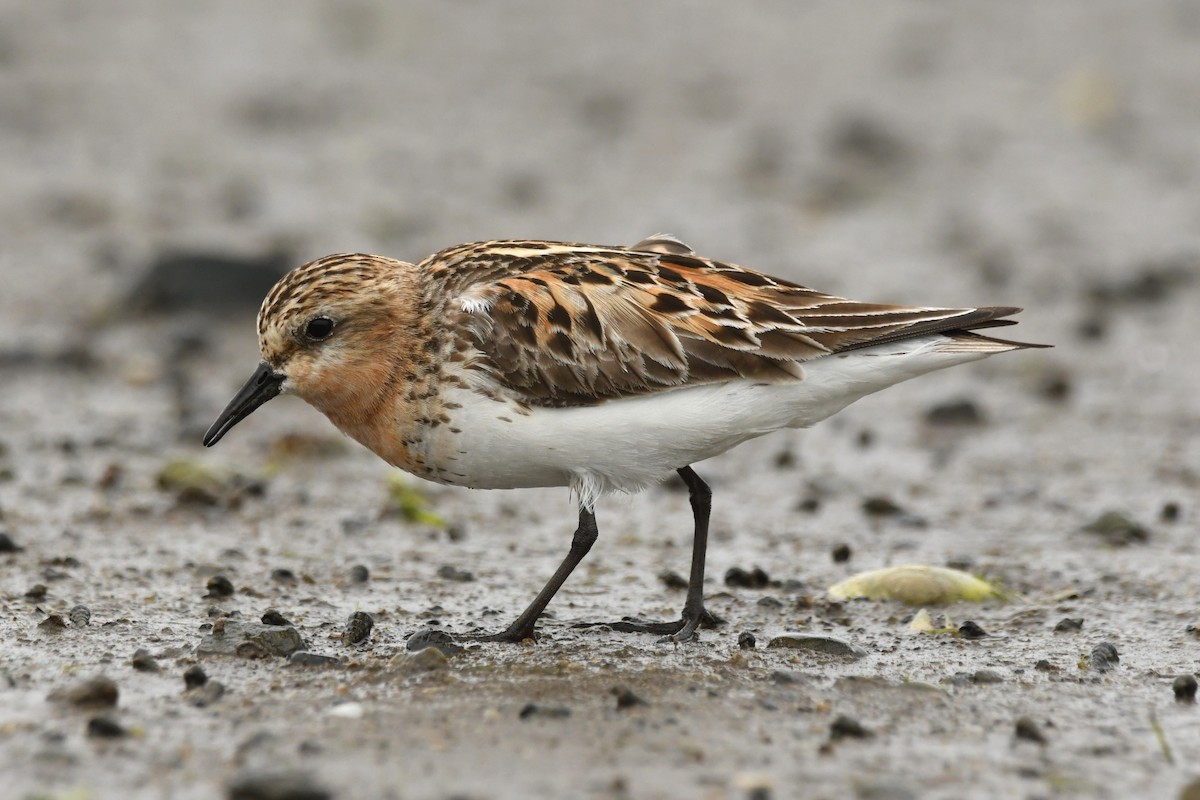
[429, 241, 1029, 407]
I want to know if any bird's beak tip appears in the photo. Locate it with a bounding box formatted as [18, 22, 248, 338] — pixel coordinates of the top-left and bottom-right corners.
[203, 363, 284, 447]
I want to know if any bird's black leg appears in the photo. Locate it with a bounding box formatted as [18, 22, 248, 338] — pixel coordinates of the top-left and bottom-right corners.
[579, 466, 723, 642]
[463, 506, 598, 643]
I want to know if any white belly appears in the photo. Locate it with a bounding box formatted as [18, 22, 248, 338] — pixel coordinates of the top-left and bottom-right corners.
[430, 335, 993, 506]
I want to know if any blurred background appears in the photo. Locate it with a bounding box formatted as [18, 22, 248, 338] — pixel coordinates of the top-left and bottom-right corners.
[2, 5, 1199, 797]
[3, 1, 1198, 348]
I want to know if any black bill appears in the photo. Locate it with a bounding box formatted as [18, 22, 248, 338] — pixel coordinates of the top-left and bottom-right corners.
[203, 362, 284, 447]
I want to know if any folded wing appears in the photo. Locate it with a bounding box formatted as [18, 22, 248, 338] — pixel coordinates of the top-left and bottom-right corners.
[434, 241, 1029, 407]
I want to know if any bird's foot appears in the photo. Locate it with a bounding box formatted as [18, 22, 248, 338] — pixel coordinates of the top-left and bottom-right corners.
[576, 608, 724, 643]
[455, 621, 539, 644]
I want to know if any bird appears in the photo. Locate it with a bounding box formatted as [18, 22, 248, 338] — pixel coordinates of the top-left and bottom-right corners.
[203, 235, 1046, 643]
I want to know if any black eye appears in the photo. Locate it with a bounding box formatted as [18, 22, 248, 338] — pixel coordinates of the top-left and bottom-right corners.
[304, 317, 335, 341]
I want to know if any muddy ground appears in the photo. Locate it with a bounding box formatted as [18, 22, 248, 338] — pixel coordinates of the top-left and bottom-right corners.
[2, 2, 1199, 799]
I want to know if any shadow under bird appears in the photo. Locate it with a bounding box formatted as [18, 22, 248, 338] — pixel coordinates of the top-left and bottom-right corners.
[204, 235, 1046, 643]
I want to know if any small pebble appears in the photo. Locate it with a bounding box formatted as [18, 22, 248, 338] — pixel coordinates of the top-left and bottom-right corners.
[405, 628, 463, 657]
[831, 543, 852, 563]
[1081, 511, 1149, 546]
[52, 676, 118, 709]
[611, 686, 647, 709]
[392, 646, 449, 673]
[768, 670, 808, 685]
[1054, 617, 1084, 633]
[38, 613, 68, 631]
[658, 570, 689, 590]
[737, 632, 756, 650]
[0, 531, 21, 553]
[924, 398, 984, 426]
[861, 496, 903, 517]
[797, 496, 820, 513]
[1160, 502, 1181, 523]
[725, 566, 770, 589]
[436, 564, 475, 582]
[1173, 675, 1197, 703]
[86, 715, 127, 739]
[347, 564, 370, 584]
[972, 669, 1003, 684]
[1014, 716, 1046, 744]
[519, 703, 571, 720]
[959, 621, 988, 639]
[206, 575, 235, 598]
[188, 681, 226, 707]
[829, 714, 872, 740]
[1034, 659, 1057, 672]
[24, 584, 48, 600]
[1090, 642, 1120, 672]
[1037, 370, 1072, 403]
[183, 665, 208, 689]
[131, 648, 161, 672]
[260, 609, 291, 626]
[287, 652, 341, 668]
[68, 605, 91, 627]
[227, 770, 332, 800]
[342, 611, 374, 646]
[270, 568, 297, 584]
[756, 596, 783, 609]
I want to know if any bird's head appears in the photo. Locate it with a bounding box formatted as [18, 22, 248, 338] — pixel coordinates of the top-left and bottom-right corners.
[203, 253, 417, 447]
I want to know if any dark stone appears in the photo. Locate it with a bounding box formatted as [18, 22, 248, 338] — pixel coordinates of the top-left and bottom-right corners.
[436, 564, 475, 582]
[861, 495, 903, 517]
[287, 652, 342, 668]
[260, 609, 291, 627]
[831, 543, 852, 563]
[1173, 675, 1197, 703]
[52, 676, 118, 709]
[1054, 617, 1084, 633]
[341, 612, 374, 646]
[1081, 511, 1149, 546]
[518, 703, 571, 720]
[829, 714, 873, 740]
[1090, 642, 1120, 672]
[124, 249, 292, 316]
[725, 566, 770, 589]
[24, 584, 48, 600]
[347, 564, 369, 584]
[227, 770, 332, 800]
[131, 648, 161, 672]
[924, 399, 984, 426]
[86, 716, 127, 739]
[611, 686, 647, 709]
[405, 628, 463, 657]
[0, 531, 21, 553]
[1014, 716, 1046, 743]
[183, 665, 208, 689]
[958, 621, 988, 639]
[270, 568, 297, 584]
[1160, 502, 1181, 522]
[205, 575, 235, 598]
[658, 570, 689, 590]
[737, 632, 756, 650]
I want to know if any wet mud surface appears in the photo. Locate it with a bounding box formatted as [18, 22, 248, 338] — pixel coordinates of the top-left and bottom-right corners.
[2, 3, 1199, 798]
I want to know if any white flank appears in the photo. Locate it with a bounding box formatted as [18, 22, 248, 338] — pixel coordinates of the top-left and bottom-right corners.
[432, 334, 1005, 505]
